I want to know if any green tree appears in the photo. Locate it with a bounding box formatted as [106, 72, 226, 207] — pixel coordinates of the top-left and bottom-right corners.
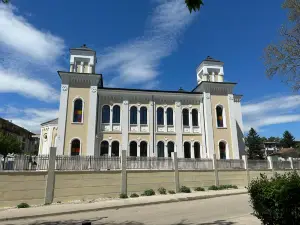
[268, 136, 281, 143]
[185, 0, 204, 13]
[263, 0, 300, 91]
[0, 132, 21, 157]
[246, 128, 264, 159]
[281, 130, 295, 148]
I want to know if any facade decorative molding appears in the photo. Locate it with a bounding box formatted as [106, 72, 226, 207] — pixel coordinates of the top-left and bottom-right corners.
[91, 86, 97, 93]
[62, 85, 68, 91]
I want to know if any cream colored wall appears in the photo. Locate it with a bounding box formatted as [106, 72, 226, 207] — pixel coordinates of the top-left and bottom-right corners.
[155, 134, 176, 142]
[0, 172, 47, 207]
[182, 134, 202, 143]
[101, 133, 122, 141]
[54, 171, 121, 202]
[129, 134, 150, 142]
[210, 94, 233, 159]
[218, 170, 248, 187]
[64, 87, 90, 155]
[179, 171, 215, 188]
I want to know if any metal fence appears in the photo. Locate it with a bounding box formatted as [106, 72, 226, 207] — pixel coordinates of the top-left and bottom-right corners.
[178, 158, 213, 170]
[127, 157, 174, 170]
[0, 155, 49, 171]
[248, 160, 269, 169]
[217, 159, 244, 170]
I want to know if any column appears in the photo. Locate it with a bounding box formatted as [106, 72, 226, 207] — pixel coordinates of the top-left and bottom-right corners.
[137, 107, 141, 132]
[175, 101, 183, 158]
[189, 107, 193, 133]
[110, 106, 113, 131]
[121, 100, 129, 153]
[228, 94, 239, 159]
[108, 143, 112, 156]
[80, 61, 84, 73]
[191, 142, 195, 158]
[164, 143, 168, 158]
[149, 101, 155, 157]
[200, 100, 207, 158]
[70, 63, 74, 72]
[137, 143, 140, 157]
[87, 86, 98, 156]
[57, 84, 69, 155]
[203, 92, 215, 158]
[164, 107, 167, 132]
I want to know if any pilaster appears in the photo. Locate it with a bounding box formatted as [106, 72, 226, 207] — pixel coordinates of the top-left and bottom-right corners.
[87, 86, 98, 156]
[203, 92, 214, 158]
[200, 100, 207, 158]
[149, 101, 155, 157]
[228, 94, 239, 159]
[175, 101, 183, 158]
[121, 100, 129, 153]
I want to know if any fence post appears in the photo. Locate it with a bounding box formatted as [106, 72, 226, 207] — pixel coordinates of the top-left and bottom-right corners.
[121, 150, 127, 195]
[172, 152, 180, 193]
[242, 155, 250, 186]
[267, 156, 275, 176]
[212, 154, 219, 186]
[45, 147, 56, 205]
[289, 157, 294, 170]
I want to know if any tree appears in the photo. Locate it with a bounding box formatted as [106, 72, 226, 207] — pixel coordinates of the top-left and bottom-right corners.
[263, 0, 300, 91]
[246, 128, 264, 159]
[267, 136, 281, 143]
[185, 0, 204, 13]
[0, 132, 21, 157]
[280, 130, 295, 148]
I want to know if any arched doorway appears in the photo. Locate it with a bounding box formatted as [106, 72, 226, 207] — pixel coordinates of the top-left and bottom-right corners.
[130, 141, 137, 156]
[140, 141, 147, 157]
[100, 141, 109, 156]
[71, 139, 80, 156]
[111, 141, 119, 156]
[157, 141, 164, 157]
[219, 141, 226, 159]
[184, 142, 191, 158]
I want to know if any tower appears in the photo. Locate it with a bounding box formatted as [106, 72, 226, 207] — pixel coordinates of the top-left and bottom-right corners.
[69, 44, 97, 73]
[196, 56, 224, 84]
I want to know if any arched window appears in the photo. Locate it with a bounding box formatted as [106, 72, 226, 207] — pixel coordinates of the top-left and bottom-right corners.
[140, 107, 147, 125]
[219, 141, 226, 159]
[167, 108, 173, 125]
[130, 141, 137, 156]
[216, 106, 224, 128]
[192, 109, 198, 126]
[157, 141, 165, 157]
[184, 142, 191, 158]
[130, 106, 137, 125]
[73, 99, 83, 123]
[182, 109, 189, 126]
[102, 105, 110, 123]
[71, 139, 80, 156]
[100, 141, 109, 156]
[157, 107, 164, 125]
[194, 142, 201, 158]
[112, 105, 120, 123]
[140, 141, 147, 157]
[167, 142, 174, 158]
[111, 141, 119, 157]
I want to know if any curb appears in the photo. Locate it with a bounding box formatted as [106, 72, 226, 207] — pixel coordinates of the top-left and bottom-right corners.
[0, 191, 247, 222]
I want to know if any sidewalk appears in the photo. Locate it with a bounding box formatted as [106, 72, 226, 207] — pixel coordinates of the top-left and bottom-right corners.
[0, 189, 247, 222]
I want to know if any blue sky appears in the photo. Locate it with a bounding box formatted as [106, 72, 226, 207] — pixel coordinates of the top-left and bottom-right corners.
[0, 0, 299, 139]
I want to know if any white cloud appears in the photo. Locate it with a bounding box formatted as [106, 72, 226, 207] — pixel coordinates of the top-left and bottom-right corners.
[97, 0, 197, 87]
[0, 106, 58, 134]
[0, 67, 59, 102]
[242, 95, 300, 132]
[0, 4, 65, 62]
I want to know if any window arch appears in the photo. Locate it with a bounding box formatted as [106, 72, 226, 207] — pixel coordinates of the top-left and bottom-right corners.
[167, 108, 173, 125]
[167, 141, 174, 158]
[130, 106, 137, 125]
[192, 109, 198, 126]
[182, 109, 189, 126]
[216, 105, 224, 128]
[111, 141, 119, 156]
[219, 141, 226, 159]
[140, 107, 147, 125]
[184, 142, 191, 158]
[71, 139, 80, 156]
[157, 107, 164, 125]
[102, 105, 110, 123]
[194, 142, 201, 158]
[157, 141, 165, 157]
[140, 141, 148, 157]
[130, 141, 137, 156]
[100, 141, 109, 156]
[73, 99, 83, 123]
[112, 105, 120, 123]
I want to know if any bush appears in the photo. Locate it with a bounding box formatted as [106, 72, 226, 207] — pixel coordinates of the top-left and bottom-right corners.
[179, 186, 191, 193]
[168, 190, 176, 194]
[248, 171, 300, 225]
[130, 193, 139, 198]
[158, 187, 167, 195]
[143, 189, 155, 196]
[194, 187, 205, 191]
[17, 202, 30, 208]
[208, 184, 238, 190]
[119, 193, 128, 198]
[208, 185, 219, 190]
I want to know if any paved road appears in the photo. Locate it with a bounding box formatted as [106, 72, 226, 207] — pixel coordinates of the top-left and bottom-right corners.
[2, 194, 260, 225]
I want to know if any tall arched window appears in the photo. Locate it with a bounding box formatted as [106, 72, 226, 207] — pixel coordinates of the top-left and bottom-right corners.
[194, 142, 201, 158]
[184, 142, 191, 158]
[112, 105, 120, 123]
[130, 141, 137, 156]
[216, 106, 224, 128]
[219, 141, 226, 159]
[71, 139, 80, 156]
[192, 109, 198, 126]
[140, 107, 147, 125]
[157, 141, 165, 157]
[111, 141, 119, 156]
[157, 107, 164, 125]
[102, 105, 110, 123]
[182, 109, 189, 126]
[130, 106, 137, 125]
[167, 108, 173, 125]
[140, 141, 147, 157]
[100, 141, 109, 156]
[167, 142, 174, 158]
[73, 99, 83, 123]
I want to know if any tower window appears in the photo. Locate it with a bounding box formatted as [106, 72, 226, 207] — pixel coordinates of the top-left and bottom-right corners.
[73, 99, 83, 123]
[216, 105, 224, 128]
